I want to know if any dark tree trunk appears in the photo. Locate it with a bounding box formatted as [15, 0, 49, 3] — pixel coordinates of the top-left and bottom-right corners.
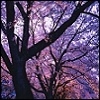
[5, 1, 34, 99]
[12, 61, 34, 99]
[46, 92, 53, 99]
[46, 95, 53, 99]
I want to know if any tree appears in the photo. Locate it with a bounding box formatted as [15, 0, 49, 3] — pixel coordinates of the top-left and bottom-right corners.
[29, 18, 99, 99]
[1, 1, 99, 99]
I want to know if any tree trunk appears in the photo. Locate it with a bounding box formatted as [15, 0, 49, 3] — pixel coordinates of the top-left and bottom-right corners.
[12, 61, 34, 99]
[46, 94, 53, 99]
[46, 90, 53, 99]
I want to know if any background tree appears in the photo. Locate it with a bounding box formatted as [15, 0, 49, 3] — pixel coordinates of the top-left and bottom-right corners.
[1, 1, 99, 99]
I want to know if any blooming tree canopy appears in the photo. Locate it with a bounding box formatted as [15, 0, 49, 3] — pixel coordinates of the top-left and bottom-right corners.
[1, 1, 99, 99]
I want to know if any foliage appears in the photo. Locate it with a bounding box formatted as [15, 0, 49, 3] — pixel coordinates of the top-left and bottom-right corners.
[1, 1, 99, 99]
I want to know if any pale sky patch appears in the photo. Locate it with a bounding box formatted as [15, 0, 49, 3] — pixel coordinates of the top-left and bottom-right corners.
[91, 68, 97, 72]
[44, 17, 53, 33]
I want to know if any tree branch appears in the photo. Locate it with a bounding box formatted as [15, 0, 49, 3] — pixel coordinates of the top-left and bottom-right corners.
[1, 20, 7, 35]
[40, 67, 49, 87]
[26, 1, 95, 61]
[49, 46, 57, 63]
[83, 11, 99, 19]
[20, 2, 31, 57]
[1, 44, 13, 75]
[56, 67, 92, 88]
[67, 51, 88, 62]
[58, 18, 85, 62]
[52, 6, 67, 31]
[1, 66, 11, 75]
[16, 2, 27, 19]
[6, 1, 20, 65]
[35, 66, 47, 95]
[31, 85, 43, 93]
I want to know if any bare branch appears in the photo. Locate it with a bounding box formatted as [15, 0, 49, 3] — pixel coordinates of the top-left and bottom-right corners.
[67, 51, 88, 62]
[56, 67, 92, 88]
[52, 6, 67, 31]
[1, 66, 11, 75]
[1, 20, 7, 35]
[20, 2, 31, 57]
[16, 2, 27, 19]
[1, 44, 13, 75]
[31, 85, 43, 93]
[83, 11, 99, 19]
[58, 18, 85, 62]
[35, 66, 47, 95]
[6, 1, 21, 66]
[26, 1, 95, 61]
[49, 46, 57, 63]
[40, 67, 49, 87]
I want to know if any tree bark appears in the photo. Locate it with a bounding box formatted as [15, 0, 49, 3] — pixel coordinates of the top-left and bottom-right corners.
[12, 60, 34, 99]
[46, 92, 53, 99]
[5, 1, 34, 99]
